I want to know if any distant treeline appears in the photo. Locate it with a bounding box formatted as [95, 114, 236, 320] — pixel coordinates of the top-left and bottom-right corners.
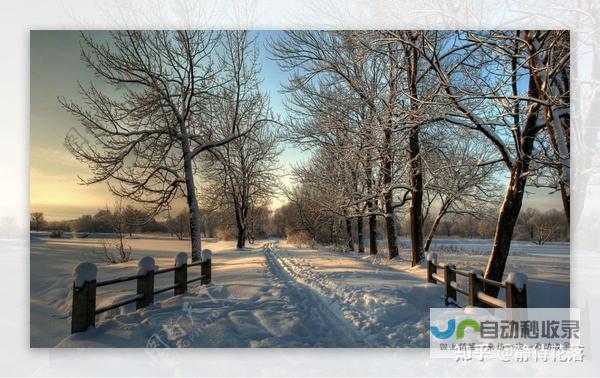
[30, 205, 567, 246]
[271, 205, 569, 247]
[30, 204, 276, 242]
[418, 208, 568, 243]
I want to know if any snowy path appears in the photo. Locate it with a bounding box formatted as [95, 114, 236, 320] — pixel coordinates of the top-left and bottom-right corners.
[266, 243, 442, 347]
[52, 239, 442, 347]
[262, 243, 366, 346]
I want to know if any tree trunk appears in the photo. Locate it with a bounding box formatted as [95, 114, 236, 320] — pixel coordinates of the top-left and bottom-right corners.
[356, 217, 365, 253]
[236, 224, 246, 249]
[329, 217, 335, 244]
[345, 216, 354, 252]
[180, 120, 202, 261]
[406, 39, 425, 267]
[424, 205, 447, 252]
[384, 198, 397, 259]
[365, 165, 378, 255]
[368, 214, 377, 255]
[559, 181, 570, 225]
[483, 170, 527, 296]
[484, 48, 542, 296]
[382, 147, 398, 259]
[484, 133, 537, 296]
[235, 207, 247, 249]
[408, 125, 424, 265]
[546, 108, 570, 226]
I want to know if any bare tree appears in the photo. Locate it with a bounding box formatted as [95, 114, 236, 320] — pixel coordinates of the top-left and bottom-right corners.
[531, 218, 559, 246]
[529, 31, 570, 224]
[284, 184, 333, 246]
[30, 212, 46, 231]
[291, 147, 360, 251]
[202, 31, 280, 249]
[271, 31, 409, 259]
[422, 131, 501, 251]
[165, 209, 189, 240]
[96, 202, 132, 264]
[61, 31, 266, 261]
[408, 30, 569, 294]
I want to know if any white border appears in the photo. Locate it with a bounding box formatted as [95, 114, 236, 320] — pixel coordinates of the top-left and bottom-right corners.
[1, 0, 599, 376]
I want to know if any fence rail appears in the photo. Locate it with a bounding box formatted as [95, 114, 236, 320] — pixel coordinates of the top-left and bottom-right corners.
[71, 252, 212, 334]
[425, 254, 527, 309]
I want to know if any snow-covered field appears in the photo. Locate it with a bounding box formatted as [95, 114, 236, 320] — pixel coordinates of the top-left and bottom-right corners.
[30, 234, 569, 347]
[368, 238, 570, 308]
[399, 238, 570, 256]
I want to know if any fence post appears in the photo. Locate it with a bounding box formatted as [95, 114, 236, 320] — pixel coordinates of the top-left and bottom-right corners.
[71, 262, 97, 334]
[201, 259, 212, 285]
[504, 273, 528, 308]
[201, 249, 212, 285]
[426, 253, 438, 284]
[468, 272, 484, 307]
[174, 252, 188, 296]
[444, 264, 457, 306]
[136, 257, 155, 309]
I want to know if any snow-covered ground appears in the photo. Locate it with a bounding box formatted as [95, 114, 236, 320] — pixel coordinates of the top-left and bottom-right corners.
[30, 234, 569, 347]
[396, 238, 570, 256]
[345, 239, 569, 308]
[31, 234, 237, 347]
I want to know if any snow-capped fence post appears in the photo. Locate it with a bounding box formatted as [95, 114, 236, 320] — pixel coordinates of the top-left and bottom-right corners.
[71, 262, 98, 333]
[467, 272, 484, 307]
[424, 256, 528, 309]
[504, 273, 528, 308]
[426, 253, 437, 284]
[200, 259, 211, 285]
[200, 249, 212, 285]
[136, 257, 156, 309]
[174, 252, 188, 295]
[444, 264, 457, 305]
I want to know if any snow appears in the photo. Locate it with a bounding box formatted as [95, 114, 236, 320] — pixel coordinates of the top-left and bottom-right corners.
[30, 233, 569, 347]
[479, 123, 514, 166]
[261, 243, 443, 347]
[425, 252, 438, 264]
[504, 271, 528, 292]
[550, 103, 570, 186]
[54, 242, 444, 347]
[201, 248, 212, 262]
[73, 262, 97, 288]
[175, 252, 188, 267]
[30, 235, 241, 347]
[137, 256, 157, 275]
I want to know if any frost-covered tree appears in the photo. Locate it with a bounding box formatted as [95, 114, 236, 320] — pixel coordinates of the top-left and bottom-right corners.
[201, 31, 280, 249]
[61, 31, 266, 261]
[291, 146, 361, 252]
[421, 130, 502, 251]
[273, 31, 454, 265]
[271, 31, 408, 259]
[408, 30, 570, 293]
[528, 31, 570, 225]
[276, 30, 568, 276]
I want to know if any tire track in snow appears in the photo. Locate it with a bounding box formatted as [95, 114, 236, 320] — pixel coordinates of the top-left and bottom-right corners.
[262, 243, 370, 347]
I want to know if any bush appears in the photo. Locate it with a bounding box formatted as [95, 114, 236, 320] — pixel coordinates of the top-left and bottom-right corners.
[286, 230, 315, 248]
[49, 230, 64, 238]
[216, 226, 237, 241]
[97, 239, 132, 264]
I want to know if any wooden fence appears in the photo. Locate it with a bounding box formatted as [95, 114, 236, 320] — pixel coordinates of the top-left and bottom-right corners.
[71, 253, 211, 334]
[426, 254, 527, 309]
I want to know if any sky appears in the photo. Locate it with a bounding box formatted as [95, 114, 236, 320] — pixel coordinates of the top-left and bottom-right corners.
[30, 31, 563, 221]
